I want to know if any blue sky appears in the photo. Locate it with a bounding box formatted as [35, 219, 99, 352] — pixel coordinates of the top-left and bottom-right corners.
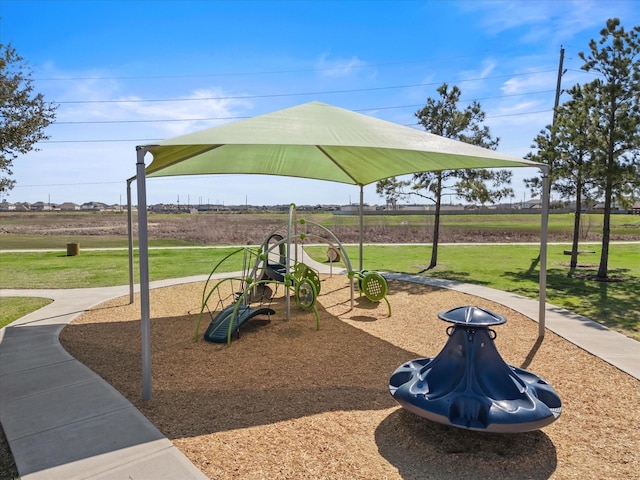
[2, 0, 638, 207]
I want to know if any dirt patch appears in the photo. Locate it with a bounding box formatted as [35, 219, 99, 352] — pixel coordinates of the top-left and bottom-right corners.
[59, 276, 640, 479]
[6, 212, 638, 245]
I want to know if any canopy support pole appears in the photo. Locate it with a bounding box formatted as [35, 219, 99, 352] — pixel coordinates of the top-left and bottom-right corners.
[136, 146, 152, 401]
[359, 185, 364, 271]
[126, 178, 135, 304]
[538, 167, 550, 339]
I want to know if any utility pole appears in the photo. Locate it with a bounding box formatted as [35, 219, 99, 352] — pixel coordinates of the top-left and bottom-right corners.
[547, 46, 566, 199]
[553, 46, 566, 125]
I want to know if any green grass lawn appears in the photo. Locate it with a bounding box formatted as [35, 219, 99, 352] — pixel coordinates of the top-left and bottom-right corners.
[0, 247, 245, 289]
[318, 212, 640, 236]
[0, 297, 53, 329]
[1, 242, 638, 341]
[309, 242, 640, 341]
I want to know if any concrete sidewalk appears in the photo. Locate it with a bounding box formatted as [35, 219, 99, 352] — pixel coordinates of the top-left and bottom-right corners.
[384, 273, 640, 381]
[0, 277, 211, 480]
[1, 270, 639, 479]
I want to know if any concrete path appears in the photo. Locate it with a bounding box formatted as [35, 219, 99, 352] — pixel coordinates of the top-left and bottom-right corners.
[1, 263, 638, 479]
[0, 277, 210, 480]
[302, 247, 640, 380]
[383, 273, 640, 380]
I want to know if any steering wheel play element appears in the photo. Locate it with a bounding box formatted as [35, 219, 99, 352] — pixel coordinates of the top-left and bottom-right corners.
[295, 277, 317, 310]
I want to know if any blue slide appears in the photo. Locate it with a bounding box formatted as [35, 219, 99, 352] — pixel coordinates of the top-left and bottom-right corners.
[204, 304, 275, 343]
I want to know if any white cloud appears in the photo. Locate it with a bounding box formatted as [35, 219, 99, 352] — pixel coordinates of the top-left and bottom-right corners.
[501, 69, 558, 95]
[314, 54, 367, 78]
[460, 0, 633, 46]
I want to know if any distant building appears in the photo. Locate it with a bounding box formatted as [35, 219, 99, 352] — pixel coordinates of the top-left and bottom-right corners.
[520, 199, 542, 209]
[81, 201, 108, 211]
[32, 201, 55, 211]
[59, 202, 81, 211]
[339, 203, 376, 213]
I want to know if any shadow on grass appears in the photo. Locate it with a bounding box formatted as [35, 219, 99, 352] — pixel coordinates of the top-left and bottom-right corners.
[502, 265, 640, 337]
[383, 259, 639, 340]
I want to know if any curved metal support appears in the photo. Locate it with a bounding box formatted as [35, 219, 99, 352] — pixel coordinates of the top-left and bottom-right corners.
[359, 185, 364, 271]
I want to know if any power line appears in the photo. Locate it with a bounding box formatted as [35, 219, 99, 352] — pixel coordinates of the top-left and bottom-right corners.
[54, 117, 249, 125]
[44, 138, 164, 143]
[53, 70, 558, 105]
[42, 106, 555, 144]
[33, 52, 519, 82]
[51, 90, 556, 125]
[14, 181, 124, 188]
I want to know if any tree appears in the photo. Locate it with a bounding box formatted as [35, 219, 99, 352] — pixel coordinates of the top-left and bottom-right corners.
[0, 43, 57, 195]
[525, 83, 601, 275]
[376, 83, 509, 270]
[579, 19, 640, 280]
[554, 84, 601, 275]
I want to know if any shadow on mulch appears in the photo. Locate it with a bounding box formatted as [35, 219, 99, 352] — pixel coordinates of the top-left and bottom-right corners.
[376, 409, 557, 480]
[59, 289, 556, 470]
[59, 277, 640, 478]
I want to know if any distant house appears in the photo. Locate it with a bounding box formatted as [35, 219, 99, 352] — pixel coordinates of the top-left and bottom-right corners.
[196, 204, 230, 212]
[81, 201, 108, 211]
[424, 204, 466, 212]
[592, 201, 628, 213]
[520, 199, 542, 209]
[149, 203, 176, 213]
[339, 203, 375, 213]
[59, 202, 81, 211]
[0, 201, 16, 211]
[32, 201, 55, 211]
[401, 204, 428, 212]
[13, 202, 31, 212]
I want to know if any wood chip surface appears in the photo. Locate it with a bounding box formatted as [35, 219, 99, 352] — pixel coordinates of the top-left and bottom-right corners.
[60, 275, 640, 479]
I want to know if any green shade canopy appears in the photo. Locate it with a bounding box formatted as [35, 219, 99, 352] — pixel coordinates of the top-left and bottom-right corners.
[145, 101, 541, 185]
[134, 101, 550, 402]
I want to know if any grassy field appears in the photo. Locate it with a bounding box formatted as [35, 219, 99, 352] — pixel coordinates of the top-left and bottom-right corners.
[1, 211, 638, 340]
[0, 297, 52, 329]
[1, 210, 640, 247]
[1, 242, 638, 341]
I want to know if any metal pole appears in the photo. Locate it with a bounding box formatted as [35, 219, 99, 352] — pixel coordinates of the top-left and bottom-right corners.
[126, 178, 134, 304]
[359, 185, 364, 271]
[538, 167, 550, 339]
[285, 204, 293, 320]
[136, 146, 152, 401]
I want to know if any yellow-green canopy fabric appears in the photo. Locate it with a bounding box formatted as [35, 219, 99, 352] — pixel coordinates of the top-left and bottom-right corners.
[144, 101, 541, 185]
[134, 101, 549, 402]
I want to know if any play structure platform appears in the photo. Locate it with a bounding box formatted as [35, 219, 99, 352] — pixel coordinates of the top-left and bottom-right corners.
[389, 306, 562, 433]
[203, 305, 276, 343]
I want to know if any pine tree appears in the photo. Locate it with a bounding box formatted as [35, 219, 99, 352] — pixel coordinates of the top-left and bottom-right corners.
[579, 19, 640, 280]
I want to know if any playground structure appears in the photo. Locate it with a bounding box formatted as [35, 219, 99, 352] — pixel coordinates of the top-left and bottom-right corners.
[389, 306, 562, 433]
[196, 204, 390, 345]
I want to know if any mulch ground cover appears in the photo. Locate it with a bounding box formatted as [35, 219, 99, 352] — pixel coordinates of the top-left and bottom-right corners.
[59, 275, 640, 480]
